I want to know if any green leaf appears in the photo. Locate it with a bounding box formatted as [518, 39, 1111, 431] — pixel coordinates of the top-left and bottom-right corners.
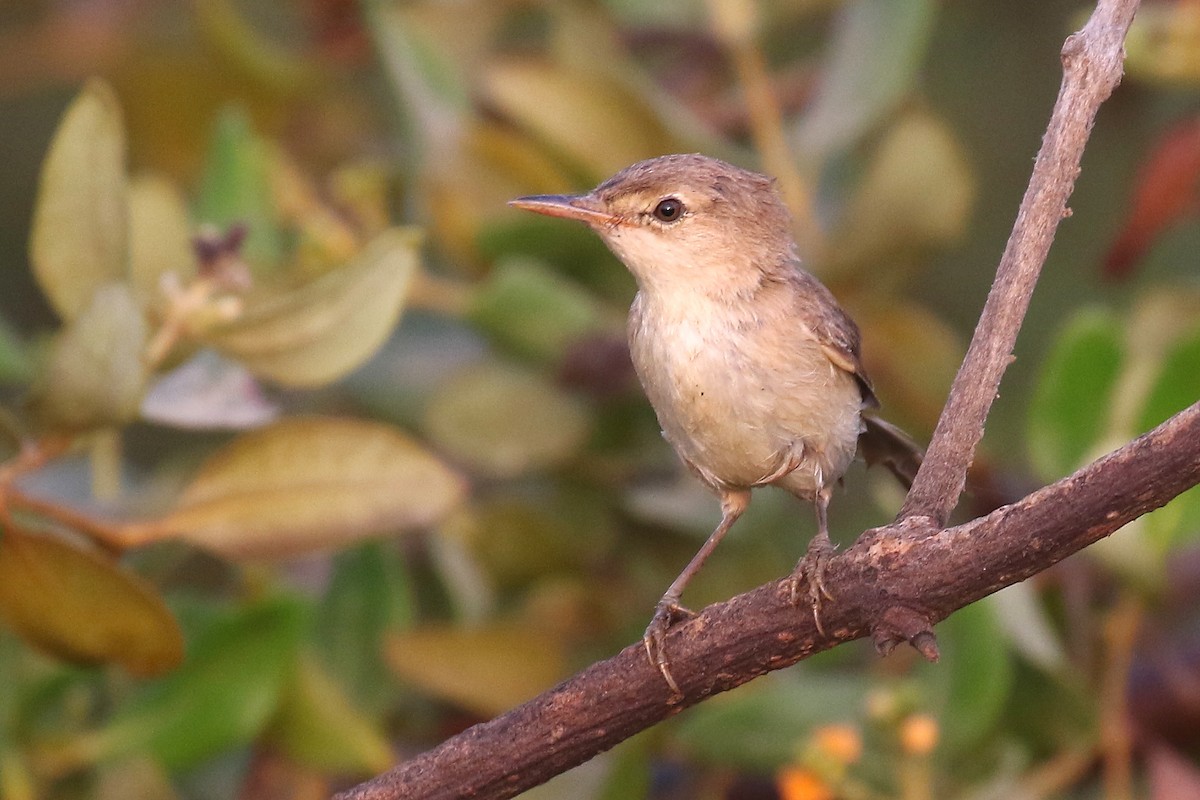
[1138, 329, 1200, 433]
[127, 174, 197, 308]
[193, 106, 284, 271]
[26, 283, 150, 433]
[1027, 309, 1124, 480]
[423, 362, 592, 478]
[0, 527, 183, 676]
[125, 416, 465, 559]
[78, 597, 305, 770]
[1138, 330, 1200, 551]
[0, 316, 32, 385]
[204, 228, 421, 387]
[314, 542, 416, 711]
[468, 259, 619, 363]
[918, 600, 1013, 756]
[265, 655, 393, 774]
[795, 0, 937, 164]
[385, 624, 567, 717]
[29, 78, 129, 320]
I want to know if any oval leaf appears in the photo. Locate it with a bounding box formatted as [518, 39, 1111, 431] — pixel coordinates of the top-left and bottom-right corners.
[128, 173, 197, 308]
[385, 624, 566, 717]
[826, 110, 975, 281]
[126, 417, 465, 558]
[205, 228, 420, 387]
[29, 78, 129, 320]
[423, 362, 591, 478]
[27, 283, 150, 433]
[482, 58, 678, 179]
[795, 0, 936, 163]
[0, 527, 182, 676]
[467, 258, 619, 363]
[265, 655, 393, 774]
[1027, 309, 1124, 480]
[79, 598, 305, 770]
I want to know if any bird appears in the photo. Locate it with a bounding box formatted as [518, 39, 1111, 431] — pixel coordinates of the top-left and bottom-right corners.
[509, 154, 921, 697]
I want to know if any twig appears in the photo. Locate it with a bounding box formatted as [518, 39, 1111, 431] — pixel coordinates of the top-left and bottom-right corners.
[899, 0, 1141, 525]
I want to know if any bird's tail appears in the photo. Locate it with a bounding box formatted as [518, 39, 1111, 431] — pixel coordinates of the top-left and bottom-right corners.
[859, 416, 924, 489]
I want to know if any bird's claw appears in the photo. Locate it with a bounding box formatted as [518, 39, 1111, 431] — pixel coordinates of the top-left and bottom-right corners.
[789, 537, 837, 636]
[643, 600, 694, 702]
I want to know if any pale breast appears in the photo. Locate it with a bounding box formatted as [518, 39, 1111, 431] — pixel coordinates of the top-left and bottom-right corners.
[628, 291, 863, 500]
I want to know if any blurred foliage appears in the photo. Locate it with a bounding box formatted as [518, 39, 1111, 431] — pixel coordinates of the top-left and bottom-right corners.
[0, 2, 1196, 799]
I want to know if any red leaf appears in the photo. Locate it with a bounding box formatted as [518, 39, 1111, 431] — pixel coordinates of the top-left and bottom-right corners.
[1105, 116, 1200, 279]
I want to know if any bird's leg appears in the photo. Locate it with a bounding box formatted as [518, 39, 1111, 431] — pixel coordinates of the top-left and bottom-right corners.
[645, 488, 750, 700]
[789, 485, 836, 635]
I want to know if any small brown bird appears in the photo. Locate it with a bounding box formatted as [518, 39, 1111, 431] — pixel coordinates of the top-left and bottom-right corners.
[510, 154, 920, 696]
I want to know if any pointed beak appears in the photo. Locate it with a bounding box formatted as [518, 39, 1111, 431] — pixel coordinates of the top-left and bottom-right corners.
[508, 194, 618, 226]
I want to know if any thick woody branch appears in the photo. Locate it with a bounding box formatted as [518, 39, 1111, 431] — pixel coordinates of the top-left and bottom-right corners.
[899, 0, 1140, 525]
[338, 403, 1200, 800]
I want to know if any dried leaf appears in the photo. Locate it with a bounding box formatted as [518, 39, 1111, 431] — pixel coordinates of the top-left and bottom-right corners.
[423, 362, 591, 478]
[29, 78, 129, 320]
[124, 417, 465, 558]
[204, 228, 420, 387]
[0, 527, 182, 676]
[27, 283, 150, 433]
[385, 624, 566, 717]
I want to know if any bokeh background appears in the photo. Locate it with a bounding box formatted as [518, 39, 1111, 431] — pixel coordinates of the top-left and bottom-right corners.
[0, 1, 1198, 798]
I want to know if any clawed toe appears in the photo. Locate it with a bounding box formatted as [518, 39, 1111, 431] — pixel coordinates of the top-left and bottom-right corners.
[789, 535, 837, 636]
[643, 600, 694, 700]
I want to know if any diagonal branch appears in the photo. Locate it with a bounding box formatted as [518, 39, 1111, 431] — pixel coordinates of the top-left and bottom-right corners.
[898, 0, 1141, 525]
[337, 403, 1199, 800]
[337, 1, 1151, 797]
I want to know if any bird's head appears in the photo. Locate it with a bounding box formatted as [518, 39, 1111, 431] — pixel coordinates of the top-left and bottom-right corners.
[510, 154, 796, 298]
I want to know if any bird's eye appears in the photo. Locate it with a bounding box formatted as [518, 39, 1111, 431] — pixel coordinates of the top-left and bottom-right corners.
[652, 197, 684, 223]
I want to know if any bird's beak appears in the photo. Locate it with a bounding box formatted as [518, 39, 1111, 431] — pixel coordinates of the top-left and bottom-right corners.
[508, 194, 618, 226]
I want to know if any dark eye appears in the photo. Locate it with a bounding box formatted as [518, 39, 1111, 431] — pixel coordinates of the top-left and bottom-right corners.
[652, 197, 684, 222]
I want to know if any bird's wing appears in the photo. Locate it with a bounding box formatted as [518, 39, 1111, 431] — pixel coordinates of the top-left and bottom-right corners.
[784, 267, 880, 409]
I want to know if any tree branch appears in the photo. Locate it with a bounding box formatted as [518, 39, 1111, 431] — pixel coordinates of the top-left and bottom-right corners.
[336, 1, 1156, 797]
[338, 403, 1199, 800]
[898, 0, 1140, 525]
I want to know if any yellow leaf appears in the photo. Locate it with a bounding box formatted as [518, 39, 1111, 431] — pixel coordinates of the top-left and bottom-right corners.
[385, 624, 566, 717]
[482, 58, 676, 179]
[127, 173, 196, 308]
[0, 527, 183, 676]
[205, 228, 421, 387]
[124, 417, 465, 559]
[30, 78, 129, 320]
[826, 110, 974, 282]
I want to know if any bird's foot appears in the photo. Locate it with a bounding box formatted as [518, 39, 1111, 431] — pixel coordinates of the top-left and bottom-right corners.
[643, 598, 695, 702]
[788, 534, 837, 636]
